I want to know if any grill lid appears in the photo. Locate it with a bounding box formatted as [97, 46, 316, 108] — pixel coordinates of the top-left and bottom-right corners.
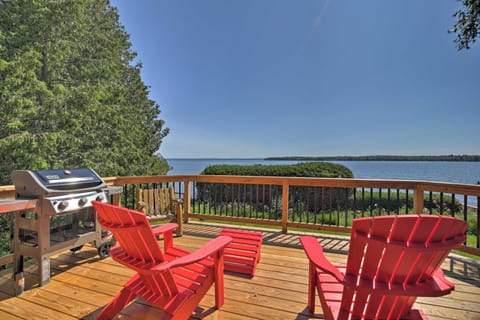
[12, 168, 107, 197]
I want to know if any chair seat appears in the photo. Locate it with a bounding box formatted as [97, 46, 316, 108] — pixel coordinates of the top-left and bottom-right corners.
[124, 260, 215, 313]
[314, 267, 428, 320]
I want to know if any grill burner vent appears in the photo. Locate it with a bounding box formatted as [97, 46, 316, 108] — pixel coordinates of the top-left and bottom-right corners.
[12, 168, 107, 197]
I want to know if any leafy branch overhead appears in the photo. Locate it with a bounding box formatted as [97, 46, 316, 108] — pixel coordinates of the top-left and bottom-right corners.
[0, 0, 169, 184]
[451, 0, 480, 50]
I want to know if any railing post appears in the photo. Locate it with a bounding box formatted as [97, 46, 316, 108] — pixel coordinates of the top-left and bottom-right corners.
[184, 179, 191, 223]
[111, 194, 121, 207]
[109, 177, 122, 206]
[282, 182, 289, 234]
[413, 185, 425, 214]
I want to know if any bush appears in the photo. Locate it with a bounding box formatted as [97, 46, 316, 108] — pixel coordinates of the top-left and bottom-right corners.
[196, 162, 353, 210]
[200, 162, 353, 178]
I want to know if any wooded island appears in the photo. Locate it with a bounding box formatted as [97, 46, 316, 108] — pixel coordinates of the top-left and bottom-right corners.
[265, 155, 480, 161]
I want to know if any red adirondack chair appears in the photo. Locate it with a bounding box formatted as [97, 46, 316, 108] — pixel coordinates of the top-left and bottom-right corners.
[300, 214, 467, 320]
[92, 201, 232, 320]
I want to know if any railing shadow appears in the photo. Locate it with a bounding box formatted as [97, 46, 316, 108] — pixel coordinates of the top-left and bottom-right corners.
[184, 221, 350, 252]
[183, 221, 480, 287]
[0, 246, 104, 300]
[444, 255, 480, 287]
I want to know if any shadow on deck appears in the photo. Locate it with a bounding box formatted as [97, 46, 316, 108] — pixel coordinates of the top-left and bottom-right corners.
[186, 221, 480, 284]
[0, 222, 477, 319]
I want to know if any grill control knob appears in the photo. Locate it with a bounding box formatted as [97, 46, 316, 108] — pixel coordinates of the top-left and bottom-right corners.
[58, 200, 69, 211]
[78, 198, 88, 206]
[96, 194, 105, 202]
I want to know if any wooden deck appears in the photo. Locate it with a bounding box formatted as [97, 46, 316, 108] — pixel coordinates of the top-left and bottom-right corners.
[0, 222, 479, 320]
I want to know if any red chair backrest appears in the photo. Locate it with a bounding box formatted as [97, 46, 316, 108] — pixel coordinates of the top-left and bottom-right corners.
[93, 201, 166, 264]
[342, 214, 466, 318]
[346, 215, 466, 283]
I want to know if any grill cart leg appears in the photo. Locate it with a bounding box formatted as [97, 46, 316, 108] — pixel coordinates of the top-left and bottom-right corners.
[39, 257, 51, 286]
[13, 255, 24, 296]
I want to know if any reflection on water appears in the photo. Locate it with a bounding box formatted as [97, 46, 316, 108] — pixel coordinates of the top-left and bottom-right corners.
[167, 159, 480, 185]
[167, 159, 480, 207]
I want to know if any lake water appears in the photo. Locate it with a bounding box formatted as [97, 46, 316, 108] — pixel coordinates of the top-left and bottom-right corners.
[167, 158, 480, 185]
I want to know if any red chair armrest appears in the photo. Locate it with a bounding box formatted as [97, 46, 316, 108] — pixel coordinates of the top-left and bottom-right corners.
[151, 223, 179, 251]
[154, 236, 233, 271]
[300, 236, 344, 282]
[151, 223, 178, 237]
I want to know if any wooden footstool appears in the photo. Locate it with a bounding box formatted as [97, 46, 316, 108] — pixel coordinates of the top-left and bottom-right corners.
[220, 228, 263, 276]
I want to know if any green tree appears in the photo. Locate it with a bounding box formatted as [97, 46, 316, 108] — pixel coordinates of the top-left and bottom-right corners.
[451, 0, 480, 50]
[0, 0, 169, 184]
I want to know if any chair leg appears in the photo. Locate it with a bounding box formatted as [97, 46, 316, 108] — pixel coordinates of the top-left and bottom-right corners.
[97, 286, 136, 320]
[307, 262, 316, 313]
[214, 250, 226, 308]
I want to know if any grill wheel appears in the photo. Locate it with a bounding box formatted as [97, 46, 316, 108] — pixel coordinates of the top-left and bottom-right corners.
[98, 241, 113, 258]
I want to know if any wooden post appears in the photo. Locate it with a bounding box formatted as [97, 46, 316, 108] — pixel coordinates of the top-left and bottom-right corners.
[413, 186, 425, 214]
[111, 194, 121, 207]
[109, 178, 122, 207]
[282, 182, 289, 234]
[184, 179, 191, 223]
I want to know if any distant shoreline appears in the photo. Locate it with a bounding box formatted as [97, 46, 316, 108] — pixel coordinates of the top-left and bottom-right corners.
[167, 155, 480, 162]
[265, 155, 480, 162]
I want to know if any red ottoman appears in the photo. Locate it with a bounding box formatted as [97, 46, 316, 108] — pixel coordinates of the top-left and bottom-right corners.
[220, 228, 263, 276]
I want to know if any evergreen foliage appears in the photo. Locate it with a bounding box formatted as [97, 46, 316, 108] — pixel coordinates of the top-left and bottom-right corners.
[0, 0, 169, 184]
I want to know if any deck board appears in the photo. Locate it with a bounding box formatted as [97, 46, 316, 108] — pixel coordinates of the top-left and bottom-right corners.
[0, 222, 477, 320]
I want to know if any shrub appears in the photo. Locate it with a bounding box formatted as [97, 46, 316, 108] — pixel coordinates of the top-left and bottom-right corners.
[200, 162, 353, 178]
[196, 162, 353, 210]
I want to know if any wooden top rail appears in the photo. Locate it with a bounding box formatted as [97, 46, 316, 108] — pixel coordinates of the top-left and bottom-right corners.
[0, 199, 37, 214]
[112, 175, 480, 197]
[1, 175, 479, 199]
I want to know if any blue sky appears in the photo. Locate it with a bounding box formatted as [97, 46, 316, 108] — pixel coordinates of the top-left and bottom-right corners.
[111, 0, 479, 159]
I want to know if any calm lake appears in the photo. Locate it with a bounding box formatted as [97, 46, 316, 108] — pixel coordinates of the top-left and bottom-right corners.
[167, 158, 480, 185]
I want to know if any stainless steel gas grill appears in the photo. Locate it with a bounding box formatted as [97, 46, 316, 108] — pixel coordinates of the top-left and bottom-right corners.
[11, 168, 121, 293]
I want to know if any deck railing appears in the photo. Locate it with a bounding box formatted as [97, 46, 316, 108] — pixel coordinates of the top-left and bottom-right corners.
[111, 175, 480, 256]
[0, 174, 479, 269]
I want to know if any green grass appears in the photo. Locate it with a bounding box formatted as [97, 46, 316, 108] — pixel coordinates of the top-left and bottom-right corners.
[454, 250, 480, 261]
